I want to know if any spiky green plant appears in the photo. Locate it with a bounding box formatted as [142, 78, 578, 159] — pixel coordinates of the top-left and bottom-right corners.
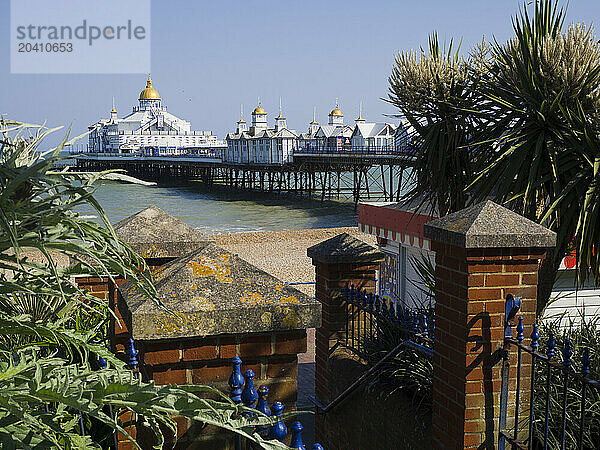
[387, 33, 489, 216]
[471, 0, 600, 312]
[388, 0, 600, 313]
[0, 119, 297, 449]
[407, 253, 435, 309]
[362, 317, 433, 411]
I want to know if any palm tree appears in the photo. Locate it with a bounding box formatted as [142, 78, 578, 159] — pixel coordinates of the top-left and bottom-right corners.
[0, 119, 291, 449]
[471, 0, 600, 312]
[387, 33, 488, 217]
[388, 0, 600, 314]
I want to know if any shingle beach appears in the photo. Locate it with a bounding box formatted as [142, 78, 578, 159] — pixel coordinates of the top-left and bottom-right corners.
[211, 226, 376, 297]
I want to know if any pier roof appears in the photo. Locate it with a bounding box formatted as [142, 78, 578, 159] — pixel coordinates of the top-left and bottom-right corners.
[113, 205, 210, 259]
[118, 242, 321, 340]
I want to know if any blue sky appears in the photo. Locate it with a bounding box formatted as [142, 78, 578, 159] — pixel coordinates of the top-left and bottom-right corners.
[1, 0, 599, 146]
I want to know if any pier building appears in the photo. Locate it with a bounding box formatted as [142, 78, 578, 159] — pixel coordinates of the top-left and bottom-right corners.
[304, 103, 354, 151]
[88, 76, 224, 155]
[350, 121, 396, 151]
[297, 107, 321, 149]
[79, 90, 416, 205]
[224, 103, 299, 165]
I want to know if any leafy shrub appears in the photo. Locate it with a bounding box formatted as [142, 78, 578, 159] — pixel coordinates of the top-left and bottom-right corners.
[361, 312, 434, 411]
[0, 120, 293, 449]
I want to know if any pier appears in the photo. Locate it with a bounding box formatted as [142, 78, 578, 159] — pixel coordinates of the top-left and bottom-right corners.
[75, 147, 413, 205]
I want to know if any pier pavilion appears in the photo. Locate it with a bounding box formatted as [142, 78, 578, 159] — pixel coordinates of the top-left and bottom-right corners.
[87, 75, 224, 155]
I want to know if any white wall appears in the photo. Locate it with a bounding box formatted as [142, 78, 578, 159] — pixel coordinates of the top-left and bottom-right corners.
[542, 270, 600, 327]
[380, 243, 600, 326]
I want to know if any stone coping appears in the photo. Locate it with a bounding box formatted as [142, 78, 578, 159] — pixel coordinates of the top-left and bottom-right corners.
[423, 200, 556, 249]
[118, 242, 321, 340]
[307, 232, 384, 264]
[113, 205, 211, 259]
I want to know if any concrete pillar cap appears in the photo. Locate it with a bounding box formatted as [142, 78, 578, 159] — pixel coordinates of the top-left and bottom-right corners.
[118, 242, 321, 340]
[307, 232, 384, 264]
[423, 201, 556, 249]
[114, 205, 211, 258]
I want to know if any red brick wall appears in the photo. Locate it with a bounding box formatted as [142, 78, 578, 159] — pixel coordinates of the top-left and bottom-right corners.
[138, 330, 305, 399]
[75, 261, 166, 357]
[312, 260, 378, 442]
[75, 275, 136, 449]
[430, 243, 544, 449]
[135, 330, 306, 448]
[77, 268, 308, 449]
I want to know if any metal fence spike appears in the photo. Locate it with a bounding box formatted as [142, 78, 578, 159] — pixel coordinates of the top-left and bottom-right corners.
[241, 369, 258, 408]
[256, 385, 270, 417]
[516, 316, 524, 343]
[547, 332, 556, 358]
[126, 338, 138, 369]
[581, 347, 591, 376]
[562, 339, 572, 367]
[290, 421, 305, 449]
[269, 402, 287, 442]
[531, 323, 539, 351]
[228, 356, 244, 404]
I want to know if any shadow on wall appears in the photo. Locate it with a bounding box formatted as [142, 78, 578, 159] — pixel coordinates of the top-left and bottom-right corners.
[320, 347, 432, 450]
[467, 312, 499, 449]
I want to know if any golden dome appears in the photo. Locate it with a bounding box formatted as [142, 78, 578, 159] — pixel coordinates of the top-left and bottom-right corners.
[253, 105, 266, 115]
[139, 75, 160, 100]
[330, 108, 343, 117]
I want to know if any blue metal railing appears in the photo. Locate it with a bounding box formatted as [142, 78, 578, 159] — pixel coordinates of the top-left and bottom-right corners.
[499, 295, 600, 450]
[342, 283, 433, 357]
[229, 355, 324, 449]
[303, 283, 433, 416]
[123, 340, 321, 448]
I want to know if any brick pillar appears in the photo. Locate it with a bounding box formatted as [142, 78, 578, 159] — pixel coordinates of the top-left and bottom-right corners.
[307, 233, 384, 441]
[117, 242, 321, 449]
[76, 205, 212, 450]
[424, 201, 556, 450]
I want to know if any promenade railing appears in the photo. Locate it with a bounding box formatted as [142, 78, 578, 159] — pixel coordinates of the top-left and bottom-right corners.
[295, 145, 415, 156]
[75, 151, 223, 159]
[500, 295, 600, 449]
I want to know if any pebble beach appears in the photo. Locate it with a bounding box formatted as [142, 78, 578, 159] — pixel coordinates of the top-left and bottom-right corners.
[211, 226, 376, 297]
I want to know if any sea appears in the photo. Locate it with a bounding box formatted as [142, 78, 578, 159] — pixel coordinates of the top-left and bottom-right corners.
[77, 180, 359, 235]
